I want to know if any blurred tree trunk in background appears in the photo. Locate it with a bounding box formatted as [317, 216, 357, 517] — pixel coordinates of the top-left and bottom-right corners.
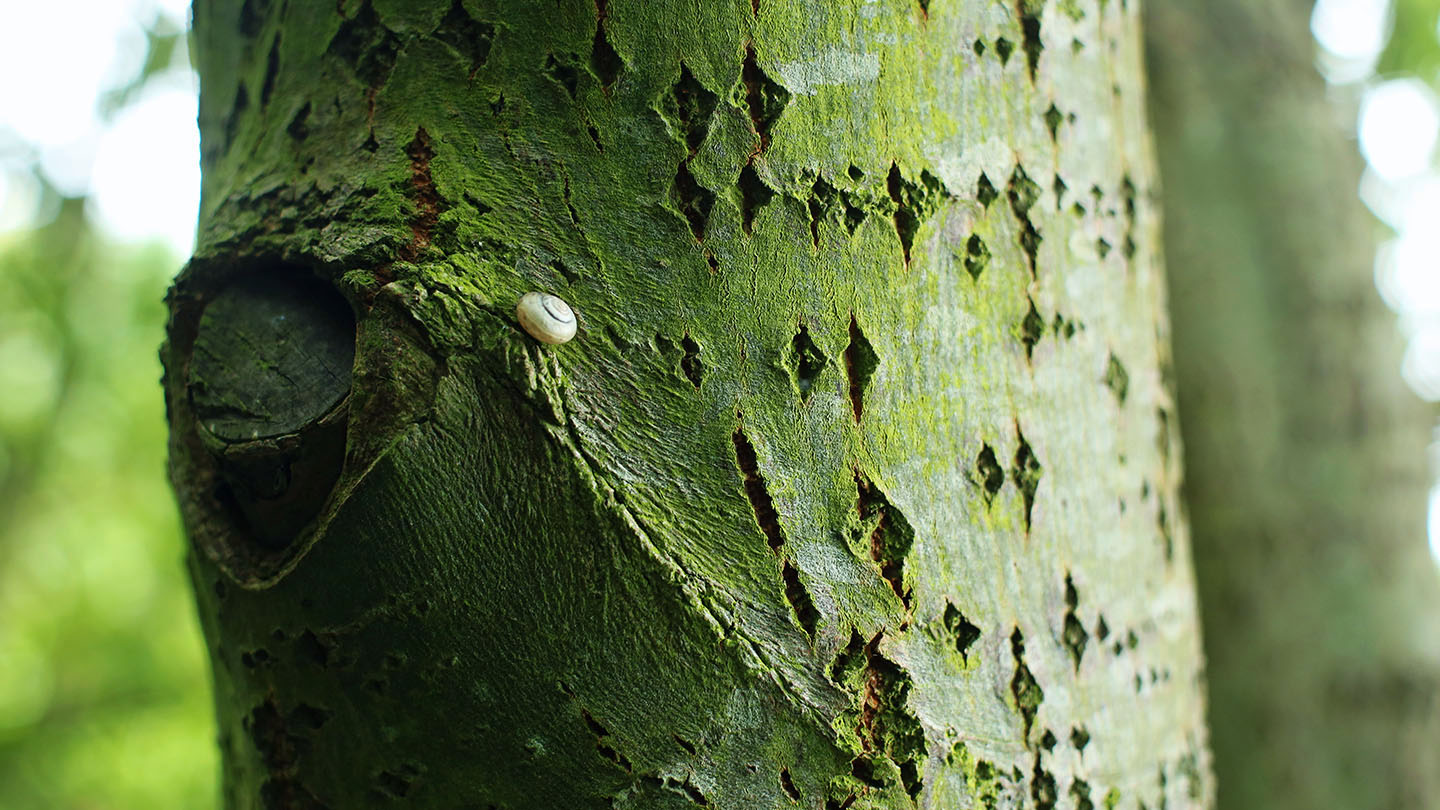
[1147, 2, 1440, 808]
[165, 0, 1213, 807]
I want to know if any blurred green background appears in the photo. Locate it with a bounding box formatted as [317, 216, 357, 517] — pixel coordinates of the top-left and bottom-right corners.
[2, 0, 1440, 808]
[0, 206, 216, 808]
[0, 3, 217, 808]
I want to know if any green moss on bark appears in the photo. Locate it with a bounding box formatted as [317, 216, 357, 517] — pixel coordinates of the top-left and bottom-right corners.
[166, 0, 1212, 807]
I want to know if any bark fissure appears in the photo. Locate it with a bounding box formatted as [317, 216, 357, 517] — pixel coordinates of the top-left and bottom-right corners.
[844, 315, 878, 422]
[732, 426, 786, 551]
[854, 471, 915, 611]
[402, 128, 441, 262]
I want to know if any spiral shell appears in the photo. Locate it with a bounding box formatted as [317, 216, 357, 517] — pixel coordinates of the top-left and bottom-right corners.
[516, 291, 578, 345]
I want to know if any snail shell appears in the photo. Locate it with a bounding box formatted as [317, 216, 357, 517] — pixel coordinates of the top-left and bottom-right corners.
[516, 291, 578, 345]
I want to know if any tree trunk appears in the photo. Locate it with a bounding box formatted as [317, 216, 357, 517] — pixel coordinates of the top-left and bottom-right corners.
[1146, 2, 1440, 808]
[165, 0, 1212, 807]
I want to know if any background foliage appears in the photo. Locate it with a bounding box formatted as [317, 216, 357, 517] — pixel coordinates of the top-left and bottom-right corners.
[0, 5, 217, 808]
[0, 208, 218, 806]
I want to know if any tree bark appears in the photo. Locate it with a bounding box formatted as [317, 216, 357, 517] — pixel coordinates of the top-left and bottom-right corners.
[1146, 2, 1440, 808]
[165, 0, 1212, 807]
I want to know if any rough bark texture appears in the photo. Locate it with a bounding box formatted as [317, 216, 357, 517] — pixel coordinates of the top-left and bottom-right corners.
[165, 0, 1211, 807]
[1146, 2, 1440, 809]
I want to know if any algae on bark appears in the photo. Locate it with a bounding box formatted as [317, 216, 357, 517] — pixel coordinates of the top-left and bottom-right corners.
[166, 0, 1212, 806]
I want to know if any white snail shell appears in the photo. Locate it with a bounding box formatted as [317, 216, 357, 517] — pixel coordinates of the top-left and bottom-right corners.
[516, 291, 577, 345]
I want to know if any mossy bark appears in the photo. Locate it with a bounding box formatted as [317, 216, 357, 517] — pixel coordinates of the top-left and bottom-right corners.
[165, 0, 1212, 807]
[1146, 2, 1440, 809]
